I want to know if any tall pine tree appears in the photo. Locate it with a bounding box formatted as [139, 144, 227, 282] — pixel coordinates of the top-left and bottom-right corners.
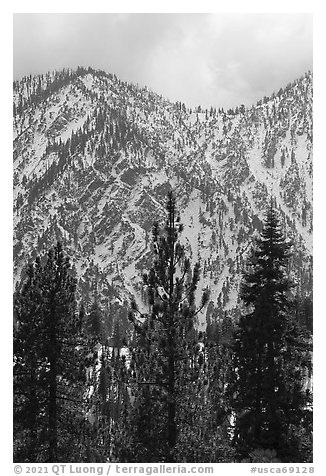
[230, 203, 312, 462]
[14, 242, 89, 462]
[114, 191, 209, 462]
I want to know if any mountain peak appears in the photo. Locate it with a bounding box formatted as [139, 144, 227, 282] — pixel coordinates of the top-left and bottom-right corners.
[13, 68, 313, 327]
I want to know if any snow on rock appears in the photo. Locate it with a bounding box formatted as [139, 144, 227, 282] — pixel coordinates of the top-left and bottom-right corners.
[13, 68, 313, 328]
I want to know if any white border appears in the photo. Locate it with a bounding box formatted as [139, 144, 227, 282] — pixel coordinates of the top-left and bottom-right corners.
[3, 1, 323, 473]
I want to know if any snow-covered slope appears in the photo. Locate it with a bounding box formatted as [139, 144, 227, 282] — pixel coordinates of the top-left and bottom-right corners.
[13, 67, 313, 328]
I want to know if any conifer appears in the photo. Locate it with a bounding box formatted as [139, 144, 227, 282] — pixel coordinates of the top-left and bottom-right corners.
[230, 203, 312, 461]
[14, 242, 89, 462]
[118, 191, 209, 462]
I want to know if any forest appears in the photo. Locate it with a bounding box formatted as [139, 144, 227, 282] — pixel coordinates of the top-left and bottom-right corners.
[13, 191, 313, 464]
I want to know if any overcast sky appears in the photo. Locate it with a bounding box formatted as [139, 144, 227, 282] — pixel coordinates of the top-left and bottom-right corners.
[13, 13, 312, 109]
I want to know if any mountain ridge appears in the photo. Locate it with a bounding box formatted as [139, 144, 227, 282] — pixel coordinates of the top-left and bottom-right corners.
[13, 67, 313, 329]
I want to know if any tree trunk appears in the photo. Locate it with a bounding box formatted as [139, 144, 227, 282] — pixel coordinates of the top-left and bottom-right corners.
[167, 195, 176, 461]
[48, 354, 57, 462]
[29, 366, 38, 461]
[167, 349, 176, 461]
[48, 316, 58, 463]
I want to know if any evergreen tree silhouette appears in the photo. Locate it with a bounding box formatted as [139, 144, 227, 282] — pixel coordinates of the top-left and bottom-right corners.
[115, 191, 209, 462]
[14, 242, 89, 462]
[230, 203, 312, 461]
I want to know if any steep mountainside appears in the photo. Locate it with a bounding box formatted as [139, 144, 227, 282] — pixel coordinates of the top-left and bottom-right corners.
[13, 67, 313, 328]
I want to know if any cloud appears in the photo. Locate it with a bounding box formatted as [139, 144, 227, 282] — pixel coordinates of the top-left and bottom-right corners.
[203, 14, 312, 106]
[13, 13, 312, 109]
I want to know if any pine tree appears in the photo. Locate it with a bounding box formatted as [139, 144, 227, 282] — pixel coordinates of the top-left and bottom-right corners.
[174, 326, 236, 463]
[84, 300, 108, 345]
[115, 191, 209, 462]
[14, 242, 89, 462]
[230, 203, 312, 462]
[84, 307, 129, 462]
[174, 312, 236, 463]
